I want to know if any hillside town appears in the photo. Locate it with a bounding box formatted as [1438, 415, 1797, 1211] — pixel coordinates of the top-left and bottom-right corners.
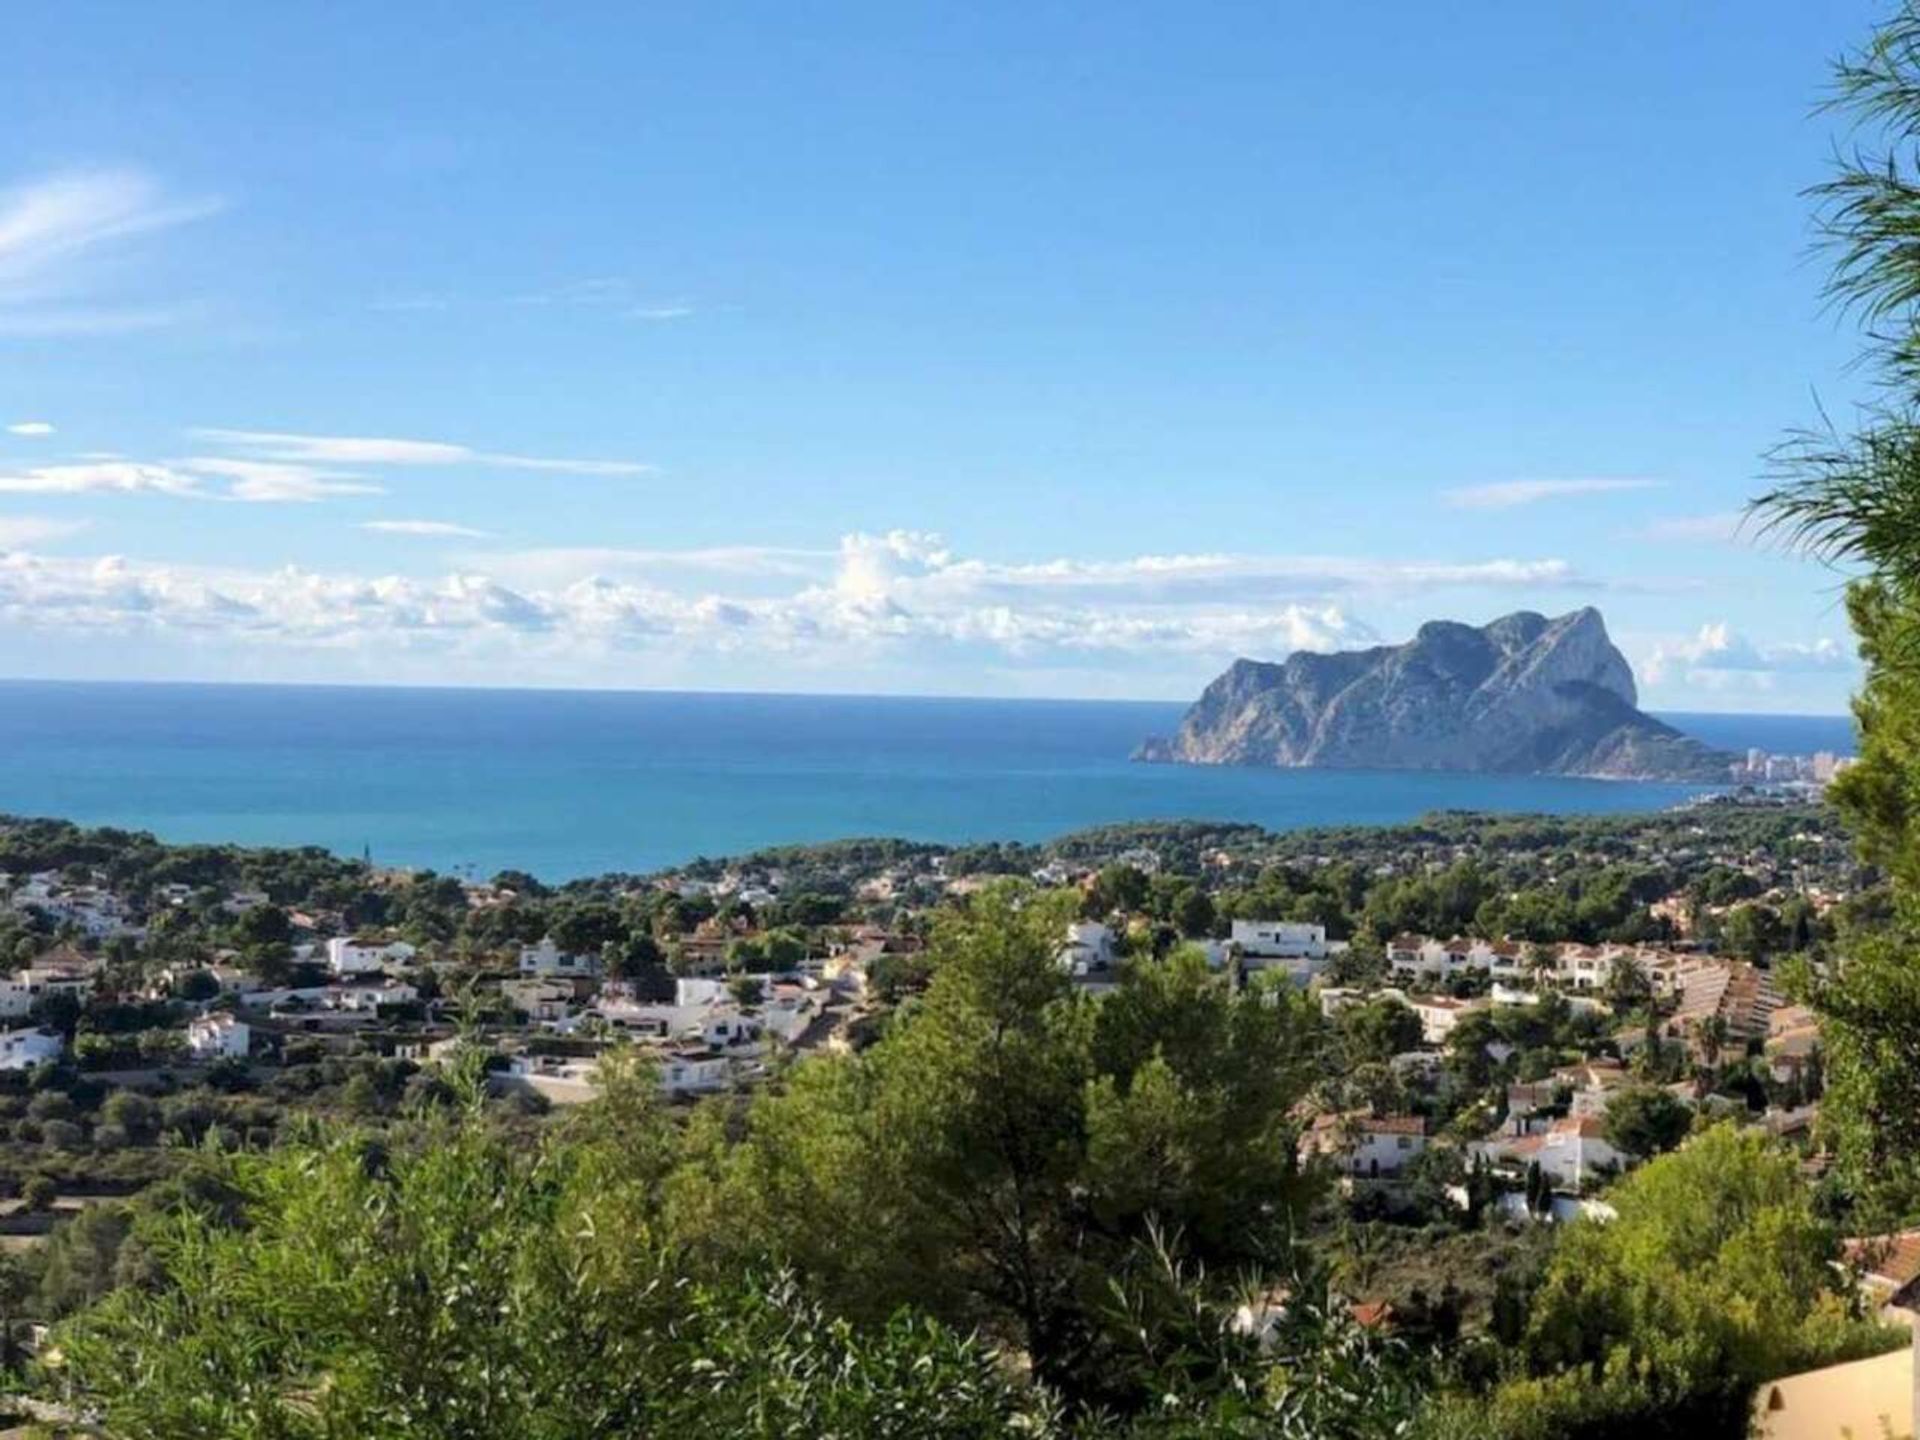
[0, 780, 1895, 1440]
[0, 786, 1901, 1439]
[0, 799, 1861, 1237]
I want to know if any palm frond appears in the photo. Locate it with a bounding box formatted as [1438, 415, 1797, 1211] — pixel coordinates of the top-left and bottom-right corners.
[1752, 408, 1920, 582]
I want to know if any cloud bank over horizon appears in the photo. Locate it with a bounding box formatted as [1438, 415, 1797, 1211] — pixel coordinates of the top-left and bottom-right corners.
[0, 521, 1859, 707]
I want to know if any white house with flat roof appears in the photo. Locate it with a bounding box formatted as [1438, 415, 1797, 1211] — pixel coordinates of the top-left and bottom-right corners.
[1410, 994, 1490, 1045]
[0, 1028, 62, 1071]
[187, 1011, 251, 1060]
[326, 937, 416, 976]
[1229, 920, 1342, 983]
[1060, 922, 1118, 989]
[518, 936, 600, 979]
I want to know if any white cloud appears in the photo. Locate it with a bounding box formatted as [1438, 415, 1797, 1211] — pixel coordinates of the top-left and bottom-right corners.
[1633, 512, 1746, 544]
[0, 456, 385, 505]
[1443, 478, 1659, 510]
[0, 515, 85, 548]
[0, 543, 1385, 668]
[372, 279, 703, 324]
[511, 277, 636, 308]
[362, 519, 491, 538]
[0, 170, 219, 336]
[192, 427, 652, 477]
[0, 528, 1639, 682]
[1638, 622, 1856, 688]
[175, 457, 384, 504]
[6, 422, 53, 437]
[830, 529, 953, 603]
[477, 544, 832, 590]
[482, 535, 1584, 612]
[0, 462, 204, 497]
[801, 532, 1578, 610]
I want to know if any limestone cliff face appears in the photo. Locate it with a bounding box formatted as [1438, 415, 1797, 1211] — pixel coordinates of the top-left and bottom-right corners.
[1136, 608, 1733, 781]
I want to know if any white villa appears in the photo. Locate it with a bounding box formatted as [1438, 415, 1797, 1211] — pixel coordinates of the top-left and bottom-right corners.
[325, 936, 417, 976]
[187, 1011, 251, 1061]
[0, 1028, 63, 1071]
[517, 936, 601, 979]
[1386, 935, 1531, 982]
[1060, 922, 1118, 988]
[1474, 1115, 1627, 1191]
[1409, 994, 1490, 1044]
[6, 875, 143, 941]
[659, 1048, 732, 1096]
[1382, 936, 1782, 1023]
[1228, 920, 1343, 983]
[1301, 1112, 1428, 1186]
[0, 946, 105, 1019]
[503, 978, 576, 1025]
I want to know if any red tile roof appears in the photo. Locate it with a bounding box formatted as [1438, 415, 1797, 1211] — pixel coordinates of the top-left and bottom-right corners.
[1349, 1300, 1395, 1329]
[1549, 1116, 1611, 1140]
[1845, 1232, 1920, 1289]
[1359, 1115, 1427, 1136]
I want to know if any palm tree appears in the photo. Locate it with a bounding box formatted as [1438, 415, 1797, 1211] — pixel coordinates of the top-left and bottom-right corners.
[1752, 7, 1920, 589]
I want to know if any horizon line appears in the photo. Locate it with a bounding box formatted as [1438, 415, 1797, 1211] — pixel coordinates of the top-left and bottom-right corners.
[0, 671, 1855, 720]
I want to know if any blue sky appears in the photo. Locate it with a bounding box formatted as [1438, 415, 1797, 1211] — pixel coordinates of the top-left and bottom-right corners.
[0, 1, 1890, 710]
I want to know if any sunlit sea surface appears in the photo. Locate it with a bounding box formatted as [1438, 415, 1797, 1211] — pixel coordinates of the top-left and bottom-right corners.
[0, 681, 1856, 881]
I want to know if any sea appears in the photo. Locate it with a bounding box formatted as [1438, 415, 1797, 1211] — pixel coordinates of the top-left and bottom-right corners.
[0, 680, 1858, 883]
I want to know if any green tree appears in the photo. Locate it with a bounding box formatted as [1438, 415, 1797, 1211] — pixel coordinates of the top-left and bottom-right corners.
[28, 990, 81, 1038]
[1784, 931, 1920, 1215]
[1754, 1, 1920, 1221]
[1501, 1125, 1899, 1436]
[175, 969, 221, 1003]
[1339, 997, 1423, 1065]
[36, 1203, 135, 1321]
[1169, 885, 1215, 939]
[1603, 952, 1652, 1013]
[667, 883, 1324, 1410]
[232, 903, 292, 950]
[1085, 864, 1151, 919]
[1442, 1008, 1500, 1091]
[1602, 1085, 1692, 1160]
[53, 1082, 1052, 1440]
[1719, 904, 1781, 964]
[0, 1253, 29, 1370]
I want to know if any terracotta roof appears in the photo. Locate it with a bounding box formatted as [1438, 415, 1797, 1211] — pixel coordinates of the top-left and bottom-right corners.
[1846, 1232, 1920, 1290]
[1349, 1300, 1395, 1329]
[1550, 1116, 1610, 1140]
[1359, 1115, 1426, 1136]
[31, 942, 94, 969]
[1767, 1028, 1820, 1059]
[1771, 1004, 1820, 1037]
[1553, 1060, 1627, 1090]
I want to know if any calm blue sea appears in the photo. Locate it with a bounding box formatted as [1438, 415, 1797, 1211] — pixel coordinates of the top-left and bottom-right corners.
[0, 681, 1856, 881]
